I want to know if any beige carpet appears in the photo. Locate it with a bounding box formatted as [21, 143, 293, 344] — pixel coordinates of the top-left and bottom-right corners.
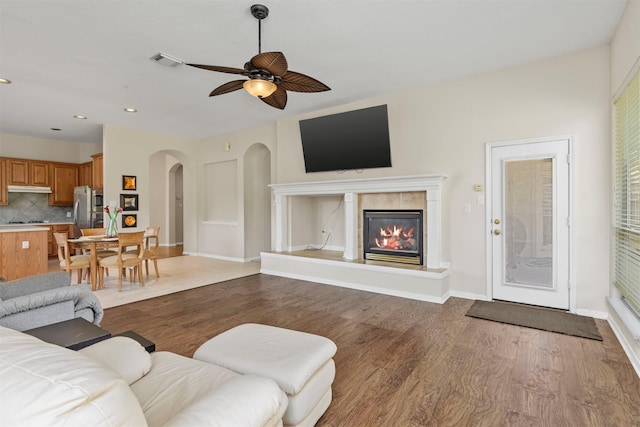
[51, 256, 261, 309]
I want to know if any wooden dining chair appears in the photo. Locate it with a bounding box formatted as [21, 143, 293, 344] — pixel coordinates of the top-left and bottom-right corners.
[98, 231, 145, 291]
[54, 232, 90, 284]
[126, 226, 160, 277]
[81, 228, 116, 275]
[80, 228, 108, 237]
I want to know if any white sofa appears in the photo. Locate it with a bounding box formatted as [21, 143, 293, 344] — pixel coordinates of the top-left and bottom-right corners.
[0, 326, 288, 426]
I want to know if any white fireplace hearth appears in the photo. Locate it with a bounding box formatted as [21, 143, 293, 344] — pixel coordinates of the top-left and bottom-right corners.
[261, 175, 450, 303]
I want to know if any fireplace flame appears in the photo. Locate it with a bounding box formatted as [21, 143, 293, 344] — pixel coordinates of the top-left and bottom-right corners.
[374, 225, 417, 250]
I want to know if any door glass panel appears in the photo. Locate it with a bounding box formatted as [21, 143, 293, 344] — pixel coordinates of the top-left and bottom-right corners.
[504, 158, 553, 288]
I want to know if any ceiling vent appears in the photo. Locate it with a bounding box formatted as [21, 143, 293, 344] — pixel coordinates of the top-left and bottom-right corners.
[150, 52, 184, 66]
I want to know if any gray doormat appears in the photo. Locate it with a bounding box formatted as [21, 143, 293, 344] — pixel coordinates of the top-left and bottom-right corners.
[466, 300, 603, 341]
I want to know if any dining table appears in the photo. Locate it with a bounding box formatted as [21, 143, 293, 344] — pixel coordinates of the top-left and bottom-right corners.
[68, 235, 119, 291]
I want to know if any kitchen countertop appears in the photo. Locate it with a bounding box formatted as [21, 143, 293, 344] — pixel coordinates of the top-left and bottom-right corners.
[0, 225, 49, 233]
[0, 222, 74, 227]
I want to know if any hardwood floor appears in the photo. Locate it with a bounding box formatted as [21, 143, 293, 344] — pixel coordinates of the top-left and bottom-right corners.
[155, 244, 183, 259]
[101, 274, 640, 426]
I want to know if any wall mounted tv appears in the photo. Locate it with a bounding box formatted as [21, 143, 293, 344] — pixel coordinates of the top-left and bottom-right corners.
[299, 104, 392, 173]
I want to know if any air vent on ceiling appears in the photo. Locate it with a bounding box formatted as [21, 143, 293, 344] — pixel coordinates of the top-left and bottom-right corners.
[150, 52, 184, 66]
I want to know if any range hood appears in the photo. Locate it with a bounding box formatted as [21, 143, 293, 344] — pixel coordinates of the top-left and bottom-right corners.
[7, 185, 52, 194]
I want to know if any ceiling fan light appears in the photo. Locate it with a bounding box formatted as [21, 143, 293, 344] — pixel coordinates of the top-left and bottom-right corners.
[243, 79, 277, 98]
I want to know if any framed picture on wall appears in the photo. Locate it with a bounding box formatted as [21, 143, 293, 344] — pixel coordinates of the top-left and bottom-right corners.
[120, 194, 138, 211]
[122, 214, 137, 228]
[122, 175, 137, 190]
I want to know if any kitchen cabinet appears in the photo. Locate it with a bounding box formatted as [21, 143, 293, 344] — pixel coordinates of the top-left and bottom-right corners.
[7, 159, 28, 185]
[38, 224, 74, 257]
[0, 227, 49, 280]
[49, 163, 78, 206]
[31, 161, 50, 186]
[91, 153, 103, 189]
[1, 156, 95, 206]
[0, 159, 7, 205]
[78, 161, 93, 187]
[7, 159, 49, 186]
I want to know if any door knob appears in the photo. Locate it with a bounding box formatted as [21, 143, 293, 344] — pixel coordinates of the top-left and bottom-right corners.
[493, 229, 501, 235]
[493, 219, 500, 225]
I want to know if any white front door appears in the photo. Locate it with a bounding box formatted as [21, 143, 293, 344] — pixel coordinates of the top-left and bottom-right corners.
[488, 137, 572, 310]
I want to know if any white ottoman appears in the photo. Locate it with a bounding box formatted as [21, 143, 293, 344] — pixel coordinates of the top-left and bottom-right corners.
[194, 323, 337, 427]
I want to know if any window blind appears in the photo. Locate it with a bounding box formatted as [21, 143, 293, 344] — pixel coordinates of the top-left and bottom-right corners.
[614, 70, 640, 313]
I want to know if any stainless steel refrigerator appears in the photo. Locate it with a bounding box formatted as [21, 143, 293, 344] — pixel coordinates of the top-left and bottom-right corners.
[73, 186, 103, 237]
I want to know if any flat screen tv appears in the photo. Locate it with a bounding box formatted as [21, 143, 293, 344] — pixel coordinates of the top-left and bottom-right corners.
[299, 104, 392, 173]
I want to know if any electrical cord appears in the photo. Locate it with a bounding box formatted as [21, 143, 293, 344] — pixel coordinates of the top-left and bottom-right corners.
[305, 198, 342, 251]
[305, 231, 333, 251]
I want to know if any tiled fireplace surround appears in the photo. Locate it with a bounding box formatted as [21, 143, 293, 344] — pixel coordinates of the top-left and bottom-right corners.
[261, 175, 450, 303]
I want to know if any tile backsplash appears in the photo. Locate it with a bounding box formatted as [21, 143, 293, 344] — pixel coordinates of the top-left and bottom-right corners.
[0, 193, 73, 223]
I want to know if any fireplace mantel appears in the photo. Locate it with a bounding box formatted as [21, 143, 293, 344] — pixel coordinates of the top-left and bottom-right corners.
[269, 174, 446, 196]
[270, 174, 447, 269]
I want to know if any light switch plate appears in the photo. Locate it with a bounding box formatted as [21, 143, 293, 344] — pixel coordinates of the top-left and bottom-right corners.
[22, 241, 29, 249]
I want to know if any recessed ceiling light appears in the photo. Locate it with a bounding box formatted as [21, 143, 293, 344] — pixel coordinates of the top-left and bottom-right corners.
[0, 78, 11, 84]
[50, 128, 62, 131]
[73, 115, 87, 120]
[124, 107, 137, 113]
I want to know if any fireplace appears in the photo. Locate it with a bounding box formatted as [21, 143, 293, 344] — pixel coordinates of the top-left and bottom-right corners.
[363, 210, 423, 265]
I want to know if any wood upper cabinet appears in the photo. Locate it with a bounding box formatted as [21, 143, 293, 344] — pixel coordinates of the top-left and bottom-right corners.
[31, 161, 50, 186]
[78, 161, 93, 187]
[7, 159, 28, 185]
[9, 159, 49, 186]
[0, 159, 7, 205]
[49, 163, 78, 206]
[91, 153, 103, 189]
[7, 159, 49, 186]
[1, 156, 95, 206]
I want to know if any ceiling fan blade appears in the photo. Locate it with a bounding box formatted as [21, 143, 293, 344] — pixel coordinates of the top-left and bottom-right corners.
[209, 80, 246, 97]
[250, 52, 288, 76]
[279, 70, 330, 93]
[187, 63, 249, 76]
[260, 87, 287, 110]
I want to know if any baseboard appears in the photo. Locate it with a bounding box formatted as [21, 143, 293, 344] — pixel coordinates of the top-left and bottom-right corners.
[575, 308, 608, 320]
[607, 314, 640, 378]
[450, 290, 491, 301]
[160, 242, 182, 247]
[190, 253, 249, 263]
[259, 268, 449, 304]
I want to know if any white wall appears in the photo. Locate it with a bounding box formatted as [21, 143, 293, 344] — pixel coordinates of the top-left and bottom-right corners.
[102, 124, 197, 252]
[195, 124, 277, 261]
[204, 160, 238, 222]
[287, 195, 345, 251]
[147, 151, 182, 246]
[276, 45, 611, 312]
[96, 122, 277, 262]
[173, 164, 184, 244]
[0, 133, 101, 163]
[244, 143, 271, 260]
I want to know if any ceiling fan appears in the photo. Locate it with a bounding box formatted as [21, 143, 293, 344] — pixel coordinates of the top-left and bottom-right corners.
[187, 4, 330, 110]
